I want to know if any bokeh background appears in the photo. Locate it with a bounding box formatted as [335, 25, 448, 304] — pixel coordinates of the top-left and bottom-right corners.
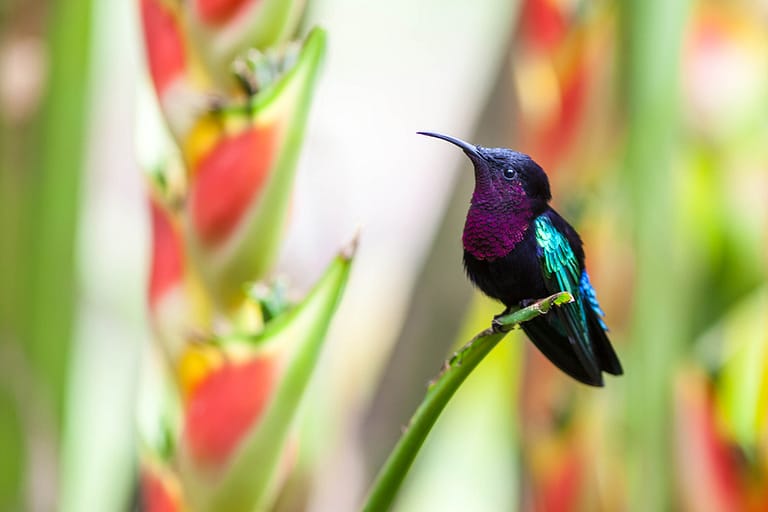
[2, 0, 768, 510]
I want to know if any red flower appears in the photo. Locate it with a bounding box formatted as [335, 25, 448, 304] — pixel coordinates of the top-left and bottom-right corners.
[675, 370, 743, 511]
[535, 448, 583, 512]
[518, 0, 569, 52]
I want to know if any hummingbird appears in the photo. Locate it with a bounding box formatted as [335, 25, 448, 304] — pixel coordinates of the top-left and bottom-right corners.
[419, 131, 622, 386]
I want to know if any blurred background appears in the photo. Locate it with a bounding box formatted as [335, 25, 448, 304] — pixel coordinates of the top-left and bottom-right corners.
[2, 0, 768, 510]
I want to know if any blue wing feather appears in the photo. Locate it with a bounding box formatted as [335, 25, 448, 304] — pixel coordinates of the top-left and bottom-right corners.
[579, 270, 608, 331]
[534, 215, 602, 383]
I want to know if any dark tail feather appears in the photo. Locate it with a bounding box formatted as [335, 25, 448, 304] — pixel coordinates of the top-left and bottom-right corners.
[521, 317, 604, 387]
[586, 310, 623, 375]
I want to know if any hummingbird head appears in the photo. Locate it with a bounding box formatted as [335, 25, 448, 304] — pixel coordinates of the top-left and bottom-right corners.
[417, 131, 551, 215]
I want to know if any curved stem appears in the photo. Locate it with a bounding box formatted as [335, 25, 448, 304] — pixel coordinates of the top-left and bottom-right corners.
[361, 292, 573, 512]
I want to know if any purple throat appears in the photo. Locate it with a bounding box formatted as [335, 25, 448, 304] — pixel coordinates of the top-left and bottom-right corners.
[463, 205, 531, 261]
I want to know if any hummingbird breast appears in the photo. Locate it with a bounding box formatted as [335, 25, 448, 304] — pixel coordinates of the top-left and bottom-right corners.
[462, 206, 531, 261]
[463, 226, 546, 307]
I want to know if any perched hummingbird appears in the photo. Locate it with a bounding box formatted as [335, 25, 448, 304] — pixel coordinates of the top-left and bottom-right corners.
[419, 131, 622, 386]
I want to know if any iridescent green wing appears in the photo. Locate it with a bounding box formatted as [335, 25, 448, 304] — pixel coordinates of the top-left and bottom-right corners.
[533, 214, 601, 382]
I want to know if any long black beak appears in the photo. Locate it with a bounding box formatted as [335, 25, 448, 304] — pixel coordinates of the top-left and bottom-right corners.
[417, 131, 483, 161]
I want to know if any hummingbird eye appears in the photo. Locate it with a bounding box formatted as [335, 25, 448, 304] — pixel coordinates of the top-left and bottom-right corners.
[502, 168, 517, 181]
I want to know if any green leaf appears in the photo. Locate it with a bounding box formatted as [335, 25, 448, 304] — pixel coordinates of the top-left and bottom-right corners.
[180, 241, 355, 511]
[620, 0, 689, 508]
[361, 292, 572, 512]
[0, 389, 23, 511]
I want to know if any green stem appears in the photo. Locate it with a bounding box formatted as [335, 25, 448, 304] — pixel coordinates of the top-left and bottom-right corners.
[361, 292, 572, 512]
[0, 0, 93, 507]
[620, 0, 689, 509]
[25, 0, 94, 424]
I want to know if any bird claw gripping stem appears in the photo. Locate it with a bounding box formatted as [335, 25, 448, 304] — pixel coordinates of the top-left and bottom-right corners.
[491, 293, 573, 333]
[491, 317, 515, 333]
[491, 306, 520, 333]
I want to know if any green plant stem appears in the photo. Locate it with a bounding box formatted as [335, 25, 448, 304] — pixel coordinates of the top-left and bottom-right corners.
[620, 0, 689, 509]
[0, 0, 92, 508]
[361, 292, 572, 512]
[25, 0, 94, 424]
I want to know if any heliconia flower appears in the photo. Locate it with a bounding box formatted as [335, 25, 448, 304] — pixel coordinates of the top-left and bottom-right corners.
[147, 183, 212, 361]
[181, 28, 326, 308]
[518, 346, 625, 511]
[177, 245, 354, 512]
[183, 0, 307, 81]
[517, 0, 570, 53]
[674, 369, 745, 512]
[518, 374, 589, 512]
[512, 1, 610, 172]
[529, 443, 584, 512]
[513, 44, 591, 172]
[140, 459, 186, 512]
[671, 288, 768, 511]
[139, 0, 340, 508]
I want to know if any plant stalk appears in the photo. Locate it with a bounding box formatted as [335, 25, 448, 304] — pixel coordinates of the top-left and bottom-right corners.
[361, 292, 572, 512]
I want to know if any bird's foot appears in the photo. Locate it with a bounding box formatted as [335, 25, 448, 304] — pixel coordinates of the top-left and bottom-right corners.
[492, 300, 539, 332]
[492, 307, 514, 333]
